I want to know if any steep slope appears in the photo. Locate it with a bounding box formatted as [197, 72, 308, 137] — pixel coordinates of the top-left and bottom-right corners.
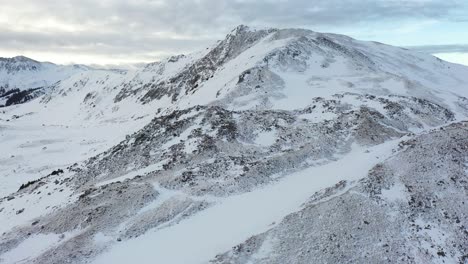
[0, 51, 205, 197]
[0, 56, 89, 106]
[212, 122, 468, 264]
[0, 26, 467, 264]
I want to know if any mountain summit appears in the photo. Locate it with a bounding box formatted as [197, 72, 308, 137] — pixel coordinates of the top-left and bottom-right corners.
[0, 26, 467, 264]
[0, 56, 44, 73]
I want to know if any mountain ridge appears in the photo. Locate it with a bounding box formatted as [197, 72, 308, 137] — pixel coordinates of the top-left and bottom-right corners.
[0, 55, 92, 107]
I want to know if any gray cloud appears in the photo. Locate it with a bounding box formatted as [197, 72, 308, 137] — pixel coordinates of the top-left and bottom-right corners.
[1, 0, 467, 64]
[0, 27, 212, 60]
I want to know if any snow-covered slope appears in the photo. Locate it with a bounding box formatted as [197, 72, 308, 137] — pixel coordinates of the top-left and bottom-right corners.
[0, 56, 89, 106]
[0, 26, 467, 264]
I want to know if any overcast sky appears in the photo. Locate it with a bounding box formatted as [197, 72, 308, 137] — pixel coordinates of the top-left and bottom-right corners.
[1, 0, 468, 66]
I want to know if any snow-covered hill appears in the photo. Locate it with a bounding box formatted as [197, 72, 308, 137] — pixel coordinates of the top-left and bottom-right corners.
[0, 56, 90, 106]
[0, 26, 467, 264]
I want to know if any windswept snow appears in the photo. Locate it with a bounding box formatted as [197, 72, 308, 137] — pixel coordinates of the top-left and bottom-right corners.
[1, 234, 62, 263]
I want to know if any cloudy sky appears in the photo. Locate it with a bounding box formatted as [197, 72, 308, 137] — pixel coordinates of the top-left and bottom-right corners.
[1, 0, 468, 66]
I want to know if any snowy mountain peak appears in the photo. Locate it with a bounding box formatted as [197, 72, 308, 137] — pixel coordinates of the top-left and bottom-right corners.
[11, 55, 38, 62]
[231, 24, 250, 32]
[0, 55, 44, 73]
[223, 24, 277, 49]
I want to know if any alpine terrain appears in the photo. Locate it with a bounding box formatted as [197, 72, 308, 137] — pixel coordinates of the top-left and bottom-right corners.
[0, 56, 89, 107]
[0, 26, 467, 264]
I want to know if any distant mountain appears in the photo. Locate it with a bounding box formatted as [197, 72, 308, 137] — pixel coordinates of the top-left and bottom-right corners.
[0, 56, 90, 106]
[0, 56, 45, 73]
[0, 26, 467, 264]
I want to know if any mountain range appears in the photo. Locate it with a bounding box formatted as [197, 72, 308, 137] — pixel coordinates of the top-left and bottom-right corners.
[0, 25, 467, 264]
[0, 56, 90, 107]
